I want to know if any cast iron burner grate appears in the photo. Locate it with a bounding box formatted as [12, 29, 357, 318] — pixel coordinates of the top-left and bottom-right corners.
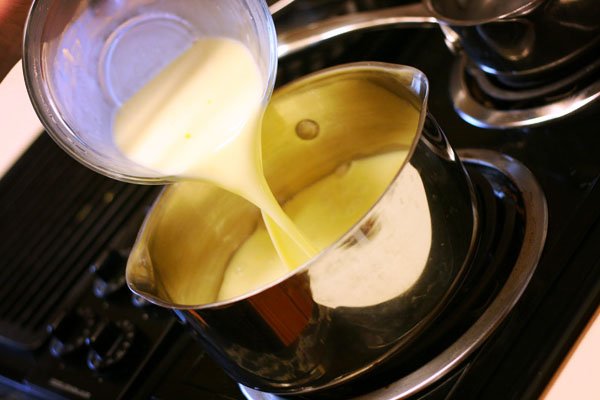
[241, 150, 548, 400]
[0, 134, 157, 350]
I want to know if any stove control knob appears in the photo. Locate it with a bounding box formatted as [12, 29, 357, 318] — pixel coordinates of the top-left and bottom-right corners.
[85, 319, 136, 372]
[90, 249, 128, 298]
[48, 308, 96, 358]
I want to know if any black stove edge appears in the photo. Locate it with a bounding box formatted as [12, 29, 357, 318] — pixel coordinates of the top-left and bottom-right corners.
[454, 176, 600, 400]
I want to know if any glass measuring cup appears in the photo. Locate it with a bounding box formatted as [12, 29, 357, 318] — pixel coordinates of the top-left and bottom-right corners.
[23, 0, 278, 183]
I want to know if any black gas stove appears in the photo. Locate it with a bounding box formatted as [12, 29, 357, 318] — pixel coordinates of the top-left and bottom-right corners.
[1, 3, 599, 399]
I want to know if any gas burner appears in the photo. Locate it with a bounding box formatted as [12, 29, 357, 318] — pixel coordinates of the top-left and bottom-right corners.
[450, 55, 600, 129]
[239, 150, 548, 400]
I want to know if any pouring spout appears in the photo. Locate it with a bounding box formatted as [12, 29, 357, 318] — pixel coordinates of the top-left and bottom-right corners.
[126, 242, 173, 306]
[124, 182, 261, 309]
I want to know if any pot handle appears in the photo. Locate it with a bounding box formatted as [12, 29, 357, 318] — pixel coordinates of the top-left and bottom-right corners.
[277, 2, 437, 58]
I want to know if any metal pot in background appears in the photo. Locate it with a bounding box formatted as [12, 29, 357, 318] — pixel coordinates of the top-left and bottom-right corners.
[277, 0, 600, 83]
[425, 0, 600, 84]
[126, 63, 478, 394]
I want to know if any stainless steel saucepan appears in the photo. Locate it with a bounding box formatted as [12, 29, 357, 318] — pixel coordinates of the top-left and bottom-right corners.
[126, 62, 479, 394]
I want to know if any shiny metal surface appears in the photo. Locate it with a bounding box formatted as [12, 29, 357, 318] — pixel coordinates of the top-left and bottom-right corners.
[241, 149, 548, 400]
[450, 56, 600, 129]
[268, 0, 296, 16]
[423, 0, 543, 26]
[126, 63, 478, 394]
[442, 0, 600, 79]
[277, 2, 437, 58]
[275, 0, 600, 79]
[467, 57, 600, 102]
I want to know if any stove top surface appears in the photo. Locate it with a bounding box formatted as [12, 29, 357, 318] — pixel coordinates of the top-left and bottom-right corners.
[1, 10, 599, 400]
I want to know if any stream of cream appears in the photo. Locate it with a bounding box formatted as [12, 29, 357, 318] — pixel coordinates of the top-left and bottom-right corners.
[113, 37, 316, 267]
